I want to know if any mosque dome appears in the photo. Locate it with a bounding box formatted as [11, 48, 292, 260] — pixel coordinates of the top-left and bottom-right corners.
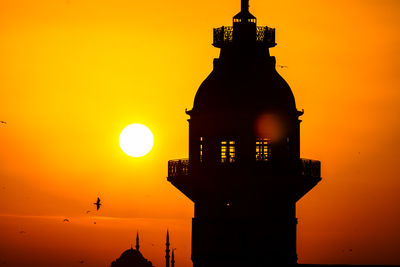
[110, 247, 154, 267]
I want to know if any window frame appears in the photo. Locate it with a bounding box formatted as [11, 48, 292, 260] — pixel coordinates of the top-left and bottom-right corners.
[220, 140, 236, 163]
[256, 138, 271, 161]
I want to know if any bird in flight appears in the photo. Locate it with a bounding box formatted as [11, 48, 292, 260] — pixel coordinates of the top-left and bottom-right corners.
[277, 65, 288, 69]
[63, 219, 70, 222]
[93, 197, 101, 211]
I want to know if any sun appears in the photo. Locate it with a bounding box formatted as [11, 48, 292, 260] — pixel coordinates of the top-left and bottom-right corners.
[119, 124, 154, 157]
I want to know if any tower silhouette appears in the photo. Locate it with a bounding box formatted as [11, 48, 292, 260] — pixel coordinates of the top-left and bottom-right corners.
[166, 230, 170, 267]
[136, 231, 140, 252]
[167, 0, 321, 266]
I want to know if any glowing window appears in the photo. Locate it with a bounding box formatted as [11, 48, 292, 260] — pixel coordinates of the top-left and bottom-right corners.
[221, 140, 236, 163]
[200, 137, 203, 163]
[256, 138, 271, 161]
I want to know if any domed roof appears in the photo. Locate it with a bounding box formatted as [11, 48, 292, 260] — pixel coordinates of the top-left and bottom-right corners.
[120, 247, 142, 258]
[111, 247, 154, 267]
[191, 60, 297, 116]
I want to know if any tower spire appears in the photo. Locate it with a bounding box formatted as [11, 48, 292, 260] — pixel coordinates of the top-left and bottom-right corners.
[171, 249, 175, 267]
[241, 0, 249, 12]
[165, 230, 170, 267]
[136, 231, 140, 251]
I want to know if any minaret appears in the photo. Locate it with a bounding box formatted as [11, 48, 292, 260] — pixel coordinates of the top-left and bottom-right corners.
[165, 230, 170, 267]
[135, 231, 140, 251]
[171, 249, 175, 267]
[167, 0, 321, 266]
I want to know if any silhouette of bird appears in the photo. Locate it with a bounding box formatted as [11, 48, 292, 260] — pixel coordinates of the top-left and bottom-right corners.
[0, 121, 6, 124]
[93, 197, 101, 210]
[63, 219, 70, 222]
[277, 65, 288, 69]
[86, 210, 90, 214]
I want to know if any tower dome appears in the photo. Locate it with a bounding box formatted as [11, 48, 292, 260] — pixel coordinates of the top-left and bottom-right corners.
[192, 59, 297, 115]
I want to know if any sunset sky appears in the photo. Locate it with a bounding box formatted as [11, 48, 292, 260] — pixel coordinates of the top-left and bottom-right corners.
[0, 0, 400, 266]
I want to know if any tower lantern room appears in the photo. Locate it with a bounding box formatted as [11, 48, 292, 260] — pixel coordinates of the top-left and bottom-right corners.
[167, 1, 321, 266]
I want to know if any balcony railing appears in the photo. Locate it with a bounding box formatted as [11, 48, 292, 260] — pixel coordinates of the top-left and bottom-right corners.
[168, 159, 189, 178]
[213, 26, 233, 46]
[256, 26, 275, 44]
[213, 26, 276, 47]
[168, 158, 320, 179]
[300, 159, 321, 178]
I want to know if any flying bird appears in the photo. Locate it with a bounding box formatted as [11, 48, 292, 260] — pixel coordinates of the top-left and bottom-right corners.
[277, 65, 288, 69]
[86, 210, 90, 214]
[63, 219, 70, 222]
[0, 121, 6, 124]
[93, 197, 101, 211]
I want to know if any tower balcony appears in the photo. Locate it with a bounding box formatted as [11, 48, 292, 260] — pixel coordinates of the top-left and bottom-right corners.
[168, 158, 320, 179]
[167, 158, 320, 202]
[213, 26, 276, 48]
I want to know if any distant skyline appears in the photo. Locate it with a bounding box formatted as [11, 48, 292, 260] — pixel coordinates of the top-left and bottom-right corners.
[1, 0, 400, 266]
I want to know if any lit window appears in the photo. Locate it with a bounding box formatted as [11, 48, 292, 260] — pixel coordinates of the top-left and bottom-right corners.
[199, 137, 203, 163]
[256, 138, 271, 161]
[221, 140, 236, 163]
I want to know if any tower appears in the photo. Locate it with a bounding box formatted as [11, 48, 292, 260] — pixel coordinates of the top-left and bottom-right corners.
[165, 230, 170, 267]
[167, 0, 321, 266]
[171, 249, 175, 267]
[136, 231, 140, 252]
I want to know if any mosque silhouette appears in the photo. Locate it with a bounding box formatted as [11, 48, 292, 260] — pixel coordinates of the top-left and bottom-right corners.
[110, 231, 174, 267]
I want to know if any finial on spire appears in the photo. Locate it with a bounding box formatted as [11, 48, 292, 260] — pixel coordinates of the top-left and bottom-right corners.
[241, 0, 249, 12]
[136, 231, 140, 251]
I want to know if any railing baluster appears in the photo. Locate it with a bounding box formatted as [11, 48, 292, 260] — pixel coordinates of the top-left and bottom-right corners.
[168, 159, 189, 178]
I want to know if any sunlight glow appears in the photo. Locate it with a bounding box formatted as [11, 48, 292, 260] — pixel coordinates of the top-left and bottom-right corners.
[119, 124, 154, 157]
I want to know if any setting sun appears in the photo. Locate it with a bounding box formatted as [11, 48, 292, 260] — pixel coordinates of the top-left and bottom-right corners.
[0, 0, 400, 266]
[119, 124, 154, 157]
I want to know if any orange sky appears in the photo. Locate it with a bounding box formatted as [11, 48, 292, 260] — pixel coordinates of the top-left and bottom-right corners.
[0, 0, 400, 266]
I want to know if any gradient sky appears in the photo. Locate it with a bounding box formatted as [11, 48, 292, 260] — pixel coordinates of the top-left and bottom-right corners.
[0, 0, 400, 266]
